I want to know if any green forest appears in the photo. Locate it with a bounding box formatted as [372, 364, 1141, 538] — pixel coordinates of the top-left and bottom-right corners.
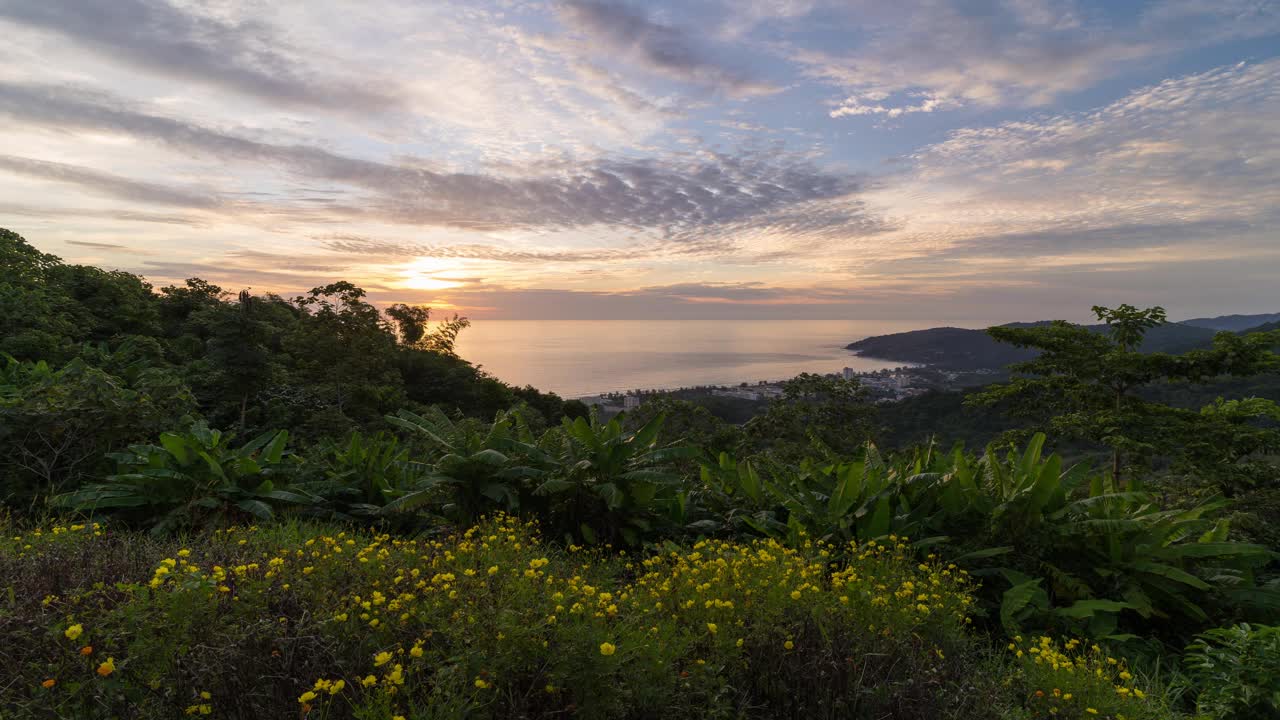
[3, 227, 1279, 720]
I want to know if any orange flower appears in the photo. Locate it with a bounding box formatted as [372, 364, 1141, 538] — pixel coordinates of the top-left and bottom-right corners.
[42, 678, 56, 689]
[80, 646, 94, 656]
[96, 657, 116, 677]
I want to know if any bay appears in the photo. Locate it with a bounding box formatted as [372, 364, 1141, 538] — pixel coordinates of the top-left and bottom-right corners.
[453, 319, 927, 398]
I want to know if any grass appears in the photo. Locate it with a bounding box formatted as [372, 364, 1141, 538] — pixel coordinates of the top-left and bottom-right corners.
[0, 516, 1179, 719]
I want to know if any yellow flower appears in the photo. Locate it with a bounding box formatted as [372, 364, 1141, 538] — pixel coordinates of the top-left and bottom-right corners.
[96, 657, 116, 677]
[64, 624, 83, 640]
[298, 690, 317, 704]
[784, 640, 795, 650]
[599, 642, 617, 656]
[1086, 709, 1098, 715]
[200, 691, 211, 700]
[410, 645, 424, 658]
[362, 675, 377, 687]
[329, 679, 345, 694]
[790, 590, 801, 600]
[393, 716, 406, 720]
[706, 623, 718, 635]
[488, 565, 499, 575]
[475, 677, 491, 689]
[374, 651, 393, 666]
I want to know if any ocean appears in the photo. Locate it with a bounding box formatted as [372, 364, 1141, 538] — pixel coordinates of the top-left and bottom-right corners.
[453, 319, 927, 398]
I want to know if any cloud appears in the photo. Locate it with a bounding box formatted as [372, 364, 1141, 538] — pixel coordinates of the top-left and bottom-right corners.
[796, 1, 1153, 113]
[798, 0, 1280, 117]
[0, 154, 223, 208]
[558, 0, 778, 97]
[0, 0, 399, 111]
[865, 59, 1280, 265]
[66, 239, 134, 250]
[829, 92, 959, 119]
[0, 82, 868, 240]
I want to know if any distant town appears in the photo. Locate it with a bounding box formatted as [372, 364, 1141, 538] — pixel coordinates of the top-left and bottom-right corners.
[576, 363, 1005, 417]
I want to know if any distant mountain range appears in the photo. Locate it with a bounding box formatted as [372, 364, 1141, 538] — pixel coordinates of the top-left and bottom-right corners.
[847, 313, 1279, 371]
[1181, 313, 1280, 331]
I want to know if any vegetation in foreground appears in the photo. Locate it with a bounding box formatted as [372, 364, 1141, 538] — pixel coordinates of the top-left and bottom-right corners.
[3, 227, 1279, 719]
[4, 516, 1183, 720]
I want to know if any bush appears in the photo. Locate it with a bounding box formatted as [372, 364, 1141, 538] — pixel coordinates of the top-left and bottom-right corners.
[0, 515, 1108, 719]
[1183, 623, 1280, 719]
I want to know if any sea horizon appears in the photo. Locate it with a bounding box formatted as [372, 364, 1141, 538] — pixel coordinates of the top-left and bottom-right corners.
[453, 319, 931, 398]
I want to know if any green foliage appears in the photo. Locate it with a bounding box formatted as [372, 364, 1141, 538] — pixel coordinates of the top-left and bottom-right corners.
[385, 407, 539, 523]
[0, 354, 195, 508]
[740, 373, 877, 462]
[0, 228, 577, 507]
[296, 431, 429, 520]
[1183, 623, 1280, 719]
[0, 517, 1050, 720]
[535, 412, 698, 545]
[970, 305, 1280, 490]
[50, 423, 310, 534]
[701, 433, 1278, 643]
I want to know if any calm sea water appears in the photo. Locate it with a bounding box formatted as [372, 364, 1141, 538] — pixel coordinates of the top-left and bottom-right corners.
[453, 320, 926, 398]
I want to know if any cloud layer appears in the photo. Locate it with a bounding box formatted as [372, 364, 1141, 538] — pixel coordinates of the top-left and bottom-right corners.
[0, 0, 1276, 321]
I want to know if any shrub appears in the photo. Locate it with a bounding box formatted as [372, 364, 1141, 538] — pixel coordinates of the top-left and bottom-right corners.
[0, 515, 1044, 720]
[50, 422, 310, 534]
[1004, 635, 1178, 719]
[1183, 623, 1280, 719]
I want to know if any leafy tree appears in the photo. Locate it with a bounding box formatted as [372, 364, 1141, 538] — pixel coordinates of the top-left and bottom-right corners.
[202, 290, 275, 433]
[287, 282, 404, 425]
[741, 373, 876, 462]
[0, 355, 194, 509]
[386, 302, 433, 345]
[971, 305, 1280, 488]
[0, 230, 80, 361]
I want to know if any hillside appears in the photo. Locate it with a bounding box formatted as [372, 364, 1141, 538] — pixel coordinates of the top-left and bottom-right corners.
[1244, 320, 1280, 334]
[847, 321, 1220, 370]
[1182, 312, 1280, 331]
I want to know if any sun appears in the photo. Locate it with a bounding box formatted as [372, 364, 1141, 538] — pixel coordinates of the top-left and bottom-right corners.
[398, 257, 467, 291]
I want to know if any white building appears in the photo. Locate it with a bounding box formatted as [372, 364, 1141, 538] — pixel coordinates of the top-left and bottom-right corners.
[842, 367, 854, 380]
[623, 395, 642, 410]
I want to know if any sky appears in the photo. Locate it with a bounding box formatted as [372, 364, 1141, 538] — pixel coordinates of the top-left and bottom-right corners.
[1, 0, 1278, 324]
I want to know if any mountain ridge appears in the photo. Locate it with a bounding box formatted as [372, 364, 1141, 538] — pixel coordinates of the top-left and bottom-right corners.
[844, 315, 1278, 370]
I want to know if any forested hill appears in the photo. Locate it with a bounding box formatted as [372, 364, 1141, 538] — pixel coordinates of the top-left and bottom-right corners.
[846, 319, 1228, 370]
[0, 228, 585, 502]
[1182, 312, 1280, 331]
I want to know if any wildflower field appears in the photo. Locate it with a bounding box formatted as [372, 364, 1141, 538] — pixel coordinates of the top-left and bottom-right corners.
[1, 517, 1178, 720]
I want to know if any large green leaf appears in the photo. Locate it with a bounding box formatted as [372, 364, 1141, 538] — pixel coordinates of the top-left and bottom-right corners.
[1001, 578, 1043, 632]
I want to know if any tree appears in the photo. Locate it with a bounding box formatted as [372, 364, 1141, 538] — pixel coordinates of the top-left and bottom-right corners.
[740, 373, 877, 462]
[205, 290, 274, 433]
[970, 305, 1280, 489]
[386, 303, 432, 345]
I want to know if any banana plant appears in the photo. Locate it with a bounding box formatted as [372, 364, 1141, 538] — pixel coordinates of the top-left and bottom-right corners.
[51, 422, 311, 534]
[535, 412, 697, 545]
[296, 431, 430, 519]
[383, 407, 546, 523]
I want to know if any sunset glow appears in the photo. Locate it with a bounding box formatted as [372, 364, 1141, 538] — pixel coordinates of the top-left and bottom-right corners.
[0, 0, 1277, 322]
